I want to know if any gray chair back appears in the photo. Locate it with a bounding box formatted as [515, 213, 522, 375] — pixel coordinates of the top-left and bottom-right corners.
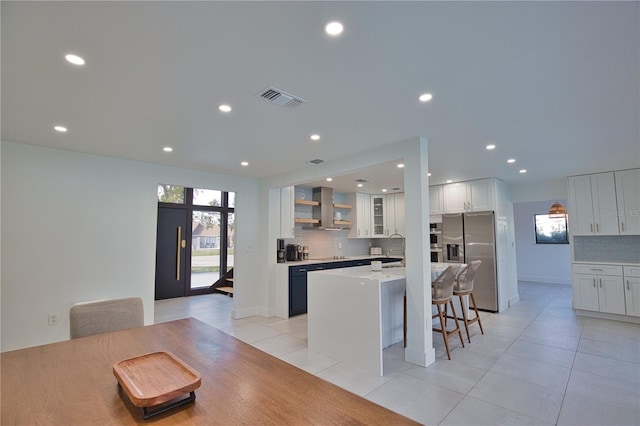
[455, 260, 482, 292]
[70, 297, 143, 339]
[431, 266, 457, 302]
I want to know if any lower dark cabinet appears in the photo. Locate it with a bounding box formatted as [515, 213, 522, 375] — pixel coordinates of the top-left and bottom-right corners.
[287, 258, 401, 317]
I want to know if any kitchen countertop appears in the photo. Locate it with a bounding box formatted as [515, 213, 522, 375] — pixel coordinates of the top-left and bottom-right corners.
[277, 255, 403, 266]
[572, 261, 640, 267]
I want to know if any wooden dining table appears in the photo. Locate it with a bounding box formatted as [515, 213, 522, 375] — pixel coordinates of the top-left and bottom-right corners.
[1, 317, 418, 425]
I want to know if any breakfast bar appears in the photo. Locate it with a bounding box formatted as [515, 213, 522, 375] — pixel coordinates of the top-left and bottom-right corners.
[307, 262, 465, 376]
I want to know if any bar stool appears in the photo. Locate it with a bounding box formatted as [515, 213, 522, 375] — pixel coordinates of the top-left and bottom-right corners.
[446, 260, 484, 343]
[432, 266, 465, 360]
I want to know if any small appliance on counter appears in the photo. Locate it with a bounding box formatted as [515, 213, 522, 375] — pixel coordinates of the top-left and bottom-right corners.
[302, 246, 309, 260]
[286, 244, 299, 261]
[276, 239, 286, 263]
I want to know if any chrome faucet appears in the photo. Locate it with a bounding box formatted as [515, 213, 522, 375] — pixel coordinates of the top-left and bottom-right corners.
[387, 233, 406, 266]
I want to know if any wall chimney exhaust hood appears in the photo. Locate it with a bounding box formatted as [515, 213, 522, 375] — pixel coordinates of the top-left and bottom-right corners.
[310, 187, 343, 231]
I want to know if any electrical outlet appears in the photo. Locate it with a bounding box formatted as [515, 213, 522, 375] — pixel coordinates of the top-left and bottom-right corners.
[338, 242, 342, 249]
[48, 313, 59, 326]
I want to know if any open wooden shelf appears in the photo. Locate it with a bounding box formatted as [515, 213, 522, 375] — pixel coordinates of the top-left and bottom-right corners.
[294, 218, 320, 224]
[333, 203, 352, 209]
[334, 220, 352, 226]
[295, 199, 319, 206]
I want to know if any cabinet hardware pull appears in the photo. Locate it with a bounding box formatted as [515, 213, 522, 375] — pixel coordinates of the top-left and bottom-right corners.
[621, 222, 625, 232]
[590, 223, 594, 233]
[599, 278, 602, 288]
[176, 226, 182, 281]
[593, 278, 596, 287]
[627, 280, 630, 291]
[590, 268, 603, 271]
[596, 223, 599, 232]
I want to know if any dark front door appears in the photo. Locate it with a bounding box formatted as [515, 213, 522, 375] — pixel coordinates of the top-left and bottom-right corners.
[155, 207, 188, 300]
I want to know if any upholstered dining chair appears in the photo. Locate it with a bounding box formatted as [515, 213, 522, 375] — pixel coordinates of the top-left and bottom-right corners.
[431, 266, 465, 359]
[70, 297, 144, 339]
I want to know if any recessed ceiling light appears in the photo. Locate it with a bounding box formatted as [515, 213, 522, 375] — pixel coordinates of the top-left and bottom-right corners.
[428, 172, 432, 177]
[324, 21, 344, 36]
[397, 163, 405, 168]
[310, 134, 320, 141]
[382, 189, 388, 192]
[519, 169, 527, 174]
[486, 144, 496, 150]
[357, 183, 363, 188]
[418, 93, 433, 102]
[65, 54, 85, 65]
[507, 158, 516, 164]
[326, 177, 333, 182]
[241, 161, 249, 166]
[218, 104, 232, 113]
[54, 125, 68, 132]
[162, 146, 173, 152]
[446, 179, 453, 183]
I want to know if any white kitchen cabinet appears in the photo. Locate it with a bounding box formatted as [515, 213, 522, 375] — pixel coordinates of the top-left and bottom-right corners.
[442, 178, 495, 213]
[572, 264, 625, 315]
[568, 173, 619, 236]
[429, 185, 444, 215]
[386, 193, 405, 236]
[347, 192, 371, 239]
[371, 195, 387, 237]
[615, 169, 640, 235]
[280, 185, 295, 238]
[624, 266, 640, 317]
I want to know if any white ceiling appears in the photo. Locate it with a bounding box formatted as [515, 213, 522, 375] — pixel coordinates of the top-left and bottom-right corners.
[2, 2, 638, 194]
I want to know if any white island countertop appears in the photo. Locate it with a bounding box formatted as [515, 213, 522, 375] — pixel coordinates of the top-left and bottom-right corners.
[307, 262, 466, 376]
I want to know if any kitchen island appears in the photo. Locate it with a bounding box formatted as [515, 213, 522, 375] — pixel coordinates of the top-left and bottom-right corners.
[308, 264, 406, 376]
[307, 262, 464, 376]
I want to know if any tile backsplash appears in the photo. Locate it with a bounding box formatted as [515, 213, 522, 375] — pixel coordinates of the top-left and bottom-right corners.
[573, 235, 640, 263]
[285, 227, 371, 259]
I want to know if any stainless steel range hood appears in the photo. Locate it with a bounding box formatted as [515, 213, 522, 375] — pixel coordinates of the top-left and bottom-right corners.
[311, 187, 343, 230]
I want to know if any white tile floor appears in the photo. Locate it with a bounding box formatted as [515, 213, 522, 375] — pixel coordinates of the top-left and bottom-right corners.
[155, 282, 640, 425]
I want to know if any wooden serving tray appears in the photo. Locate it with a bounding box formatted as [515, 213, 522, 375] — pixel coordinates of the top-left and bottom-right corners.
[113, 351, 201, 409]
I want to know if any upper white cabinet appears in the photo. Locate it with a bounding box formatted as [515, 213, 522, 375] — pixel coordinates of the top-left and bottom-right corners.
[568, 169, 639, 236]
[615, 169, 640, 235]
[370, 193, 405, 237]
[442, 178, 496, 213]
[429, 185, 444, 215]
[280, 186, 295, 238]
[386, 193, 405, 236]
[371, 195, 387, 237]
[347, 192, 371, 239]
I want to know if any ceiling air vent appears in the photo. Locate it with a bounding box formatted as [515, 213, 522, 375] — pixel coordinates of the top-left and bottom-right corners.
[257, 86, 307, 109]
[308, 159, 325, 165]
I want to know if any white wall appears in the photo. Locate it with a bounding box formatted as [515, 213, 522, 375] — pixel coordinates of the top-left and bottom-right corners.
[1, 141, 261, 351]
[513, 199, 571, 284]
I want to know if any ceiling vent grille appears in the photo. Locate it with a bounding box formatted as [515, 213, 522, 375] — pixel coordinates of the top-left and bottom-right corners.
[257, 86, 307, 108]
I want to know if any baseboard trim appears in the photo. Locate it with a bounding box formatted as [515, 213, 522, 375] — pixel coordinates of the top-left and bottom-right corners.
[518, 276, 571, 285]
[574, 309, 640, 324]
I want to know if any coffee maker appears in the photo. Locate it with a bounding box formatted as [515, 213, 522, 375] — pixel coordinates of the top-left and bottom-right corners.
[286, 244, 299, 261]
[276, 239, 286, 263]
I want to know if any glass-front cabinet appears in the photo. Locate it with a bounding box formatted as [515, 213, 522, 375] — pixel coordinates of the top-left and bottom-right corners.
[371, 196, 386, 237]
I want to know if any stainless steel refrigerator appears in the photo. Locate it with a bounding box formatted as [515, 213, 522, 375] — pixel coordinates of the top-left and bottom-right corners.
[442, 211, 498, 312]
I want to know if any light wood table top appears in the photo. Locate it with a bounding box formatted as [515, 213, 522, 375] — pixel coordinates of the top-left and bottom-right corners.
[1, 317, 418, 425]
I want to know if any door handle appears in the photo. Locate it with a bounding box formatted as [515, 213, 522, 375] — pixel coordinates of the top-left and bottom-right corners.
[176, 226, 182, 281]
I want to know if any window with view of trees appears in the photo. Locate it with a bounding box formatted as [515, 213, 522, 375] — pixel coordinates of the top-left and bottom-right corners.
[534, 214, 569, 244]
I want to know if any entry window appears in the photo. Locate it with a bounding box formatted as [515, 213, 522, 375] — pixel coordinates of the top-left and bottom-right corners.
[193, 189, 222, 207]
[157, 184, 185, 204]
[534, 214, 569, 244]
